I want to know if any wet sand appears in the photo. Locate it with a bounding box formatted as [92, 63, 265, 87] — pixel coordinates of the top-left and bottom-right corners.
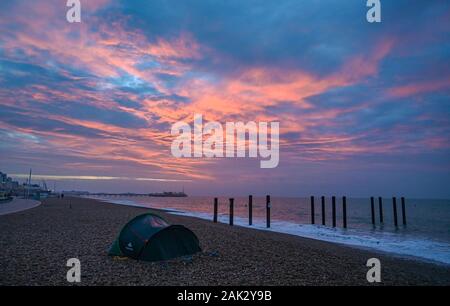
[0, 197, 449, 285]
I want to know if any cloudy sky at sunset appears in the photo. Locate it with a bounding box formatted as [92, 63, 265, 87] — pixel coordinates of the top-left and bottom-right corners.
[0, 0, 449, 197]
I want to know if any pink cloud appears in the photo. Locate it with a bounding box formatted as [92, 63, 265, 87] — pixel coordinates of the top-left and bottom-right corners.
[388, 78, 450, 98]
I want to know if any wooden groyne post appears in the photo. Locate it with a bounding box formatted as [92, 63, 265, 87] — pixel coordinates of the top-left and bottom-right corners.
[370, 197, 375, 225]
[332, 196, 336, 227]
[310, 196, 315, 224]
[401, 197, 406, 226]
[213, 197, 218, 223]
[321, 196, 325, 225]
[342, 196, 347, 228]
[378, 197, 383, 223]
[392, 197, 398, 227]
[229, 198, 234, 226]
[266, 195, 271, 228]
[248, 195, 253, 226]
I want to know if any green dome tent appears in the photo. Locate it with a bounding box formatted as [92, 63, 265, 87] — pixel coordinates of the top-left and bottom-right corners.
[108, 213, 201, 261]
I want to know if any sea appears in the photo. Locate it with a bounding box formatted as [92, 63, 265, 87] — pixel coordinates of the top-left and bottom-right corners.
[86, 195, 450, 265]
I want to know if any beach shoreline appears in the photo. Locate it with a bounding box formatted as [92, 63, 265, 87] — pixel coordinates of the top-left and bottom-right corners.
[89, 195, 450, 266]
[0, 197, 449, 286]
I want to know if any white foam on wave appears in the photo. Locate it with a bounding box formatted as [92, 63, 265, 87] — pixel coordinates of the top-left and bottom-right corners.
[88, 196, 450, 265]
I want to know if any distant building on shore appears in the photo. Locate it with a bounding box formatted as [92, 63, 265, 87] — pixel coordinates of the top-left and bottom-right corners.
[0, 172, 7, 183]
[0, 171, 21, 195]
[0, 170, 53, 199]
[62, 190, 90, 196]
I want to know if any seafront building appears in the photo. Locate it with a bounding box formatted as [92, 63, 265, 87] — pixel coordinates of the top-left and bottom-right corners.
[0, 171, 49, 198]
[0, 171, 20, 194]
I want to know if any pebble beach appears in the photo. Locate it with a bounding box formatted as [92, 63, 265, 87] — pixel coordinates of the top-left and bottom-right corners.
[0, 197, 449, 286]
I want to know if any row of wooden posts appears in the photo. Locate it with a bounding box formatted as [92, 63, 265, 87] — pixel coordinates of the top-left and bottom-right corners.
[310, 196, 407, 228]
[310, 196, 347, 228]
[369, 196, 407, 227]
[213, 196, 407, 229]
[213, 195, 272, 228]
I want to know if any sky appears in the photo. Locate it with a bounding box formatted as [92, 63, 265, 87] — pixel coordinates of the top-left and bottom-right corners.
[0, 0, 449, 197]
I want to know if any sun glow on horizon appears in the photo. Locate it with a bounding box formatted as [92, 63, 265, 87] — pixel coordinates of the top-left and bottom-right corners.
[10, 174, 191, 183]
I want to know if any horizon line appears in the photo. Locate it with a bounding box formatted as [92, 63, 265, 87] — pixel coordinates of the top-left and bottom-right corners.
[9, 173, 191, 183]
